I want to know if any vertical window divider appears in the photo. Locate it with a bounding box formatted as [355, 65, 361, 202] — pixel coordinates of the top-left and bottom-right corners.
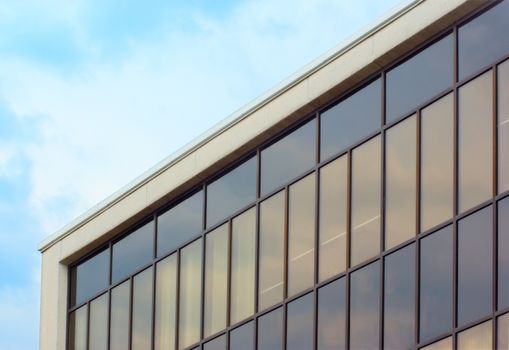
[200, 183, 207, 346]
[415, 109, 422, 348]
[151, 215, 157, 350]
[283, 187, 289, 350]
[175, 249, 181, 350]
[380, 84, 387, 349]
[493, 64, 499, 349]
[226, 219, 232, 329]
[128, 277, 133, 350]
[346, 148, 352, 349]
[86, 301, 90, 350]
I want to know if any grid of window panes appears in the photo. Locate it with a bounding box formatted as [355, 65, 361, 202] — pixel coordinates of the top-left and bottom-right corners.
[68, 1, 509, 349]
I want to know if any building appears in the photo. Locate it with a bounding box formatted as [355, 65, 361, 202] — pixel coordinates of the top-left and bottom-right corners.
[38, 0, 509, 349]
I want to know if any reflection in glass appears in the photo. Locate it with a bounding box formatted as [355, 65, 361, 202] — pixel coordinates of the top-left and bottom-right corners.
[386, 34, 453, 123]
[71, 248, 109, 306]
[112, 221, 154, 283]
[155, 254, 177, 350]
[206, 157, 256, 228]
[89, 293, 108, 350]
[459, 71, 493, 213]
[499, 60, 509, 194]
[179, 240, 202, 349]
[458, 0, 509, 80]
[203, 335, 226, 350]
[421, 94, 454, 232]
[288, 174, 316, 296]
[320, 78, 381, 160]
[458, 206, 492, 326]
[317, 278, 345, 350]
[319, 156, 347, 281]
[350, 261, 380, 350]
[259, 191, 285, 311]
[287, 293, 314, 350]
[132, 267, 153, 350]
[420, 226, 453, 342]
[261, 119, 316, 196]
[499, 197, 509, 310]
[157, 190, 203, 257]
[68, 305, 87, 350]
[230, 321, 254, 350]
[351, 136, 381, 266]
[384, 244, 415, 349]
[258, 308, 283, 350]
[457, 321, 492, 350]
[421, 337, 452, 350]
[204, 224, 228, 337]
[231, 208, 255, 325]
[499, 313, 509, 350]
[110, 280, 130, 350]
[385, 115, 416, 249]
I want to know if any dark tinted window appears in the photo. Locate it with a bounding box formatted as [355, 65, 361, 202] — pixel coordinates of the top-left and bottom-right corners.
[206, 157, 256, 228]
[350, 261, 380, 350]
[258, 307, 283, 350]
[230, 321, 254, 350]
[420, 226, 453, 341]
[458, 0, 509, 80]
[157, 190, 203, 257]
[386, 34, 453, 123]
[317, 278, 346, 350]
[112, 221, 154, 284]
[320, 79, 381, 160]
[203, 335, 226, 350]
[286, 293, 314, 350]
[384, 244, 415, 349]
[71, 248, 109, 306]
[458, 206, 493, 326]
[261, 120, 316, 196]
[499, 197, 509, 310]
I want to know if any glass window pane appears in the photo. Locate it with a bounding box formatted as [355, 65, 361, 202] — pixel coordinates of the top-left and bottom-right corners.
[499, 197, 509, 310]
[89, 293, 108, 350]
[385, 115, 417, 249]
[261, 119, 316, 196]
[207, 157, 256, 228]
[350, 261, 380, 350]
[258, 308, 283, 350]
[231, 208, 255, 325]
[421, 93, 454, 232]
[458, 0, 509, 80]
[112, 221, 154, 284]
[317, 278, 346, 350]
[179, 239, 202, 349]
[384, 244, 415, 349]
[319, 156, 347, 282]
[420, 226, 453, 342]
[203, 335, 226, 350]
[110, 280, 130, 350]
[288, 173, 316, 296]
[286, 293, 314, 350]
[155, 254, 177, 350]
[386, 34, 453, 123]
[499, 313, 509, 350]
[320, 79, 381, 160]
[132, 267, 153, 350]
[459, 71, 493, 213]
[351, 136, 381, 266]
[230, 321, 254, 350]
[70, 248, 109, 306]
[421, 337, 452, 350]
[458, 206, 492, 326]
[204, 224, 228, 337]
[499, 60, 509, 194]
[68, 305, 87, 350]
[259, 191, 285, 311]
[157, 190, 203, 257]
[457, 321, 492, 350]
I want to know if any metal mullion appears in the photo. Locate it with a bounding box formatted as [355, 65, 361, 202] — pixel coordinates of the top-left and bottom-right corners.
[200, 234, 206, 343]
[415, 108, 422, 347]
[175, 250, 181, 350]
[380, 74, 387, 347]
[452, 23, 459, 347]
[346, 148, 352, 350]
[313, 116, 320, 350]
[107, 288, 112, 350]
[283, 187, 289, 301]
[226, 219, 232, 329]
[493, 64, 499, 349]
[128, 277, 133, 350]
[86, 301, 90, 350]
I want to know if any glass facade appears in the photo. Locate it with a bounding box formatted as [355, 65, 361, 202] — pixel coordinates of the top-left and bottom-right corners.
[67, 2, 509, 349]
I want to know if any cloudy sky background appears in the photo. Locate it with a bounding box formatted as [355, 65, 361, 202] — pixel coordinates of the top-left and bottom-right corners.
[0, 0, 403, 348]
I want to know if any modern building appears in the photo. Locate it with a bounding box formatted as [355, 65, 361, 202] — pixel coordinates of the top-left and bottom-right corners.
[38, 0, 509, 349]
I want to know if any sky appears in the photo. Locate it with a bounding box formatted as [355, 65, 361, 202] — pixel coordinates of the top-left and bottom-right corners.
[0, 0, 403, 348]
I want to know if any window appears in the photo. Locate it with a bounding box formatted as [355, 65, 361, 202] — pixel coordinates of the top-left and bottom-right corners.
[317, 278, 346, 350]
[70, 248, 109, 307]
[499, 313, 509, 350]
[89, 294, 108, 350]
[155, 254, 177, 350]
[110, 281, 130, 350]
[499, 197, 509, 310]
[351, 136, 381, 266]
[203, 335, 226, 350]
[286, 293, 314, 350]
[132, 267, 153, 350]
[68, 305, 87, 350]
[499, 59, 509, 194]
[457, 321, 492, 350]
[258, 308, 283, 350]
[420, 337, 452, 350]
[320, 78, 381, 160]
[230, 322, 254, 350]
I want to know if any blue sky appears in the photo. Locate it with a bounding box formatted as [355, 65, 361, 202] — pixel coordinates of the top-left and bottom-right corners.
[0, 0, 403, 348]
